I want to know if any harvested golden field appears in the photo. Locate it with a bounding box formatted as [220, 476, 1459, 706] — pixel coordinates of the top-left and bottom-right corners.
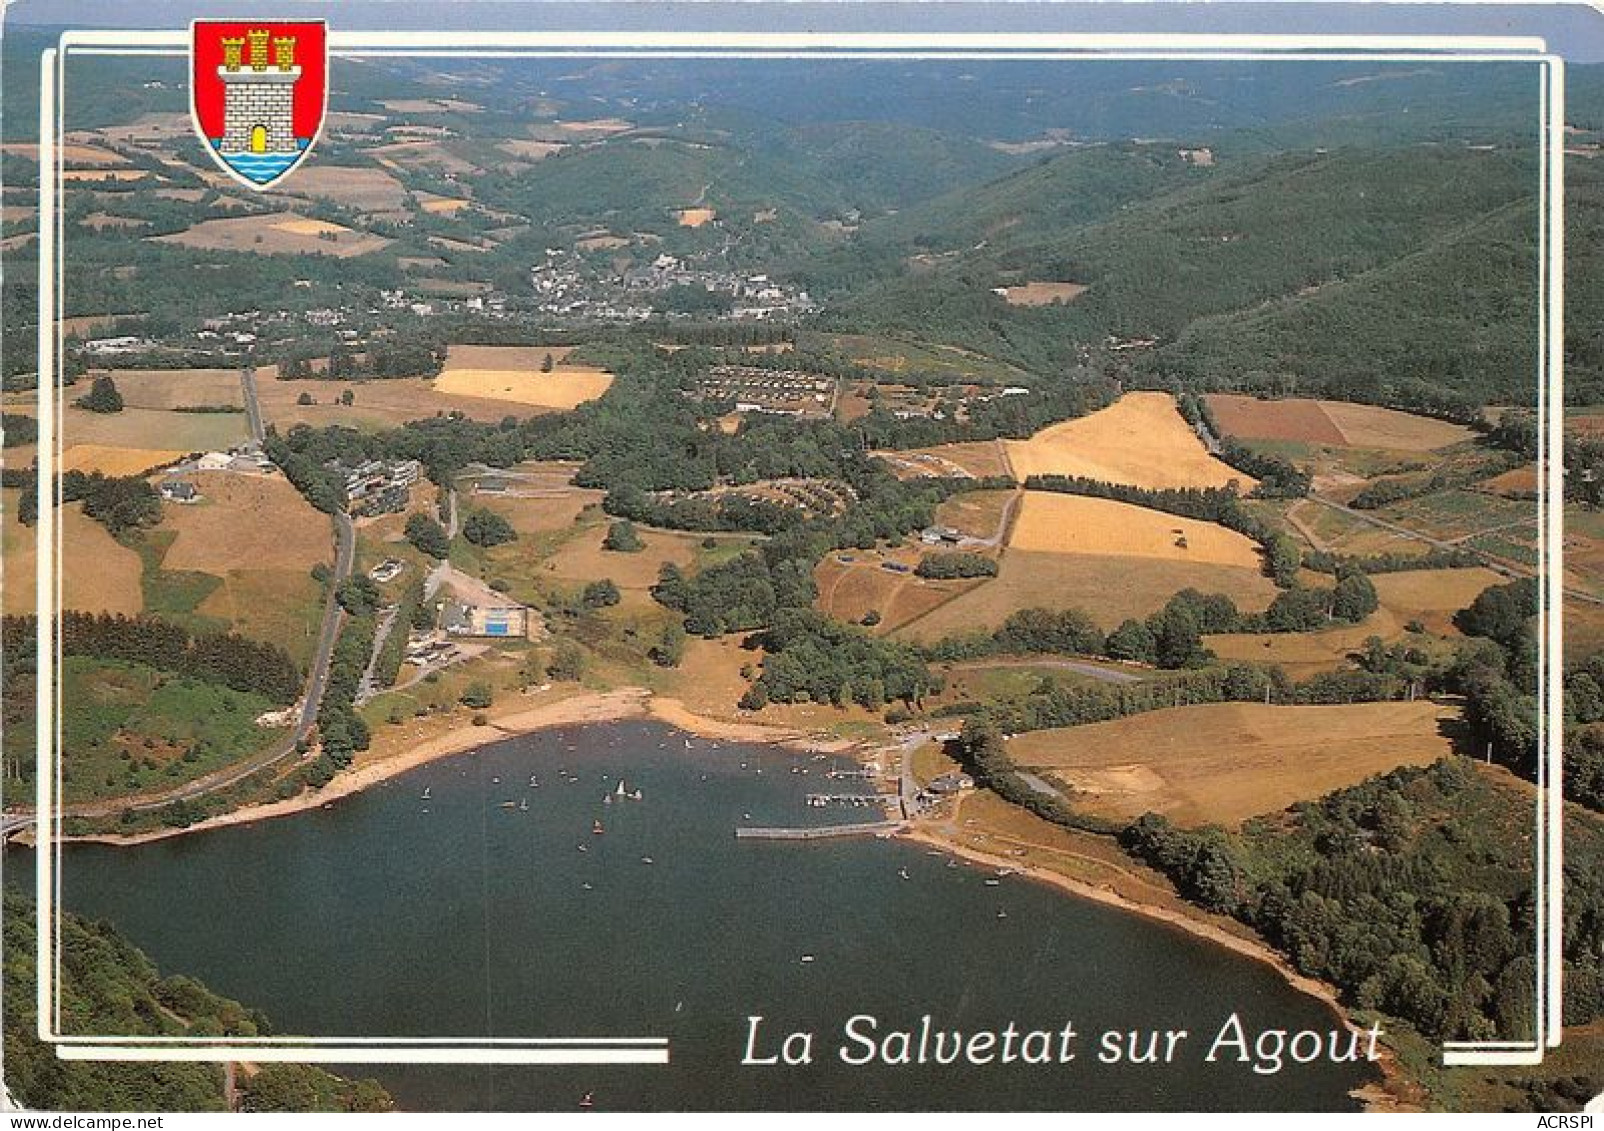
[541, 524, 704, 603]
[2, 494, 143, 617]
[1319, 401, 1476, 450]
[254, 371, 524, 430]
[63, 401, 248, 456]
[152, 211, 391, 258]
[899, 549, 1277, 639]
[59, 314, 135, 338]
[1008, 700, 1457, 827]
[96, 368, 243, 411]
[434, 344, 614, 409]
[877, 440, 1012, 480]
[417, 194, 472, 214]
[1006, 392, 1254, 490]
[4, 142, 127, 165]
[160, 473, 330, 575]
[1009, 492, 1264, 566]
[1371, 567, 1503, 635]
[60, 444, 187, 476]
[996, 281, 1088, 306]
[676, 208, 716, 228]
[197, 567, 326, 667]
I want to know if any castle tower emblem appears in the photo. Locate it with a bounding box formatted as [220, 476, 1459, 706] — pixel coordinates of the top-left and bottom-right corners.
[190, 20, 327, 189]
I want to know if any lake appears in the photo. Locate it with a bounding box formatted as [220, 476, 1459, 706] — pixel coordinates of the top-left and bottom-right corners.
[12, 720, 1375, 1110]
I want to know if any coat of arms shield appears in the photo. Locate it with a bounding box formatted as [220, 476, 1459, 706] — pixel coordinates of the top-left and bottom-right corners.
[189, 19, 328, 189]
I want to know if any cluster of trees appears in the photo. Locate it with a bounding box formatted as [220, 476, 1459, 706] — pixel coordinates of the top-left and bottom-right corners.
[914, 551, 997, 579]
[2, 612, 302, 704]
[13, 470, 164, 535]
[307, 615, 376, 787]
[3, 889, 391, 1113]
[743, 608, 940, 711]
[1024, 474, 1302, 587]
[581, 579, 622, 608]
[604, 485, 804, 535]
[74, 373, 124, 414]
[277, 335, 445, 381]
[1451, 578, 1540, 780]
[1121, 760, 1604, 1043]
[2, 412, 37, 447]
[462, 507, 515, 547]
[652, 553, 817, 638]
[925, 579, 1378, 674]
[602, 519, 643, 552]
[335, 576, 382, 617]
[404, 513, 451, 559]
[1176, 394, 1310, 497]
[1302, 546, 1480, 576]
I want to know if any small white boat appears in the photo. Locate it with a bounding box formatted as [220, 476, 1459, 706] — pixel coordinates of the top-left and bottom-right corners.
[997, 910, 1008, 920]
[519, 799, 529, 812]
[898, 868, 911, 881]
[684, 739, 692, 749]
[629, 790, 643, 801]
[499, 800, 517, 809]
[615, 781, 627, 798]
[492, 777, 501, 784]
[984, 879, 1000, 887]
[421, 787, 432, 800]
[800, 955, 815, 964]
[641, 856, 654, 865]
[577, 845, 588, 853]
[582, 883, 593, 891]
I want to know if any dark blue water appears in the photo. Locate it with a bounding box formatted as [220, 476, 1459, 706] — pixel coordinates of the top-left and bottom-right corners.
[12, 721, 1374, 1110]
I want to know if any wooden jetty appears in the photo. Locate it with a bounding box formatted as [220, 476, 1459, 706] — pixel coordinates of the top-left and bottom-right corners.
[736, 821, 905, 841]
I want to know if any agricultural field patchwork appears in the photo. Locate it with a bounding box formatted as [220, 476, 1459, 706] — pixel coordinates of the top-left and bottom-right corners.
[151, 210, 392, 258]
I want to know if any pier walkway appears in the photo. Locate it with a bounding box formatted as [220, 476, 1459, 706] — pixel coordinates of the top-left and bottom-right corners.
[736, 821, 905, 841]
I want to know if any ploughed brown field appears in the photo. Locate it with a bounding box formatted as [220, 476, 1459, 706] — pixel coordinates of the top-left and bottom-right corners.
[1205, 394, 1476, 451]
[1008, 700, 1458, 827]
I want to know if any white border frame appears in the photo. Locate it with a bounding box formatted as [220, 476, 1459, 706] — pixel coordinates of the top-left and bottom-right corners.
[30, 27, 1564, 1073]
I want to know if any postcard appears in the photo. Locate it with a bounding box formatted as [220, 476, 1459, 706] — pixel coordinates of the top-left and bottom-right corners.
[0, 0, 1599, 1118]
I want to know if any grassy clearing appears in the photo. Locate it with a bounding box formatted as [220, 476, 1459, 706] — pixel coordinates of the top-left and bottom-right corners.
[434, 345, 614, 409]
[57, 656, 282, 805]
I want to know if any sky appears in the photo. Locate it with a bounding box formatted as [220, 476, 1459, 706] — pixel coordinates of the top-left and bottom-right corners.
[4, 1, 1604, 61]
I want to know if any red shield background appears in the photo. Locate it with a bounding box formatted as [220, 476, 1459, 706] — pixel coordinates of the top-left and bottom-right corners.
[191, 20, 327, 185]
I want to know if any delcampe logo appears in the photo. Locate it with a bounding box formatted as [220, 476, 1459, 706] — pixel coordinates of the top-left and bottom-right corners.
[189, 19, 328, 189]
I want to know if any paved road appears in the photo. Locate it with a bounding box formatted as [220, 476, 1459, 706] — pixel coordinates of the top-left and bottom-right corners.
[240, 365, 265, 444]
[355, 604, 401, 706]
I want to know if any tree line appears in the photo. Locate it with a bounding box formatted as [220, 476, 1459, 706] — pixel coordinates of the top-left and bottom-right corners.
[3, 612, 301, 704]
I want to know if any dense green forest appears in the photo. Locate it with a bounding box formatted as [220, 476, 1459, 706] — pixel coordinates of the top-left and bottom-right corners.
[2, 888, 391, 1112]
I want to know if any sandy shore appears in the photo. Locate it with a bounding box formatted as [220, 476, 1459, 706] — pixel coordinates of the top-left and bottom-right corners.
[900, 825, 1417, 1112]
[57, 688, 865, 847]
[64, 689, 654, 846]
